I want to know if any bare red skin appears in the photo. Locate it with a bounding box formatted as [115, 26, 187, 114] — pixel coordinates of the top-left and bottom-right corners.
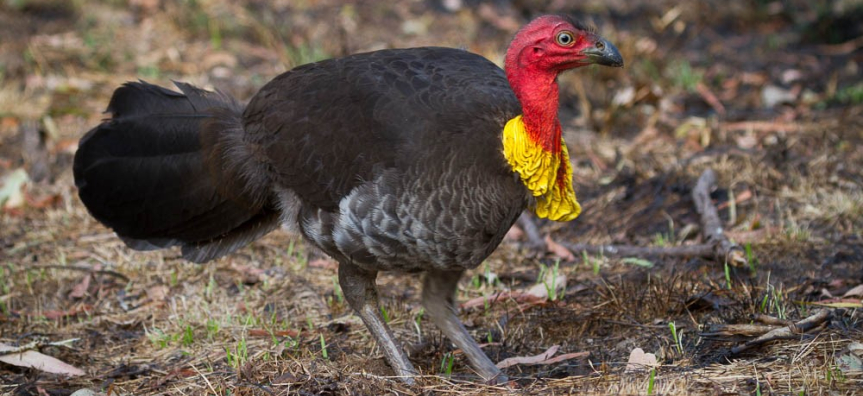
[504, 15, 602, 190]
[504, 15, 598, 154]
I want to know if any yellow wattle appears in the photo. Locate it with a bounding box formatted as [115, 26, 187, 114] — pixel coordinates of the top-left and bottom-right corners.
[502, 115, 581, 222]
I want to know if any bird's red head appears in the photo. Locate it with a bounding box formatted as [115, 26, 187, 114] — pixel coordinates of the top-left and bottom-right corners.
[503, 15, 623, 151]
[500, 16, 624, 222]
[505, 15, 623, 76]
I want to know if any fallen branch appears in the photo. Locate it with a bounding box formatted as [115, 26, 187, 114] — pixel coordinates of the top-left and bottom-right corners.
[0, 338, 79, 356]
[751, 313, 793, 326]
[730, 309, 831, 354]
[696, 82, 726, 116]
[561, 243, 715, 258]
[692, 169, 747, 266]
[818, 35, 863, 56]
[701, 323, 780, 337]
[495, 345, 589, 369]
[0, 340, 43, 356]
[517, 212, 546, 249]
[561, 169, 747, 265]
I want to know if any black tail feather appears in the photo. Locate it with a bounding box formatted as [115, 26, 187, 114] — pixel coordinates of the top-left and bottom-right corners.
[74, 81, 277, 263]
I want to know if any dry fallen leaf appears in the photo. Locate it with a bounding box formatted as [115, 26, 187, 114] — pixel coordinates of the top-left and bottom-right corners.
[543, 351, 590, 365]
[696, 81, 726, 116]
[460, 291, 541, 310]
[24, 305, 94, 320]
[0, 342, 85, 376]
[545, 235, 575, 261]
[69, 389, 106, 396]
[504, 224, 524, 241]
[526, 274, 567, 301]
[308, 258, 338, 270]
[850, 342, 863, 356]
[146, 285, 169, 302]
[717, 189, 753, 210]
[0, 168, 30, 210]
[461, 270, 568, 310]
[496, 345, 589, 369]
[461, 291, 526, 309]
[837, 342, 863, 376]
[497, 345, 559, 369]
[805, 298, 863, 308]
[625, 347, 658, 372]
[26, 193, 62, 209]
[843, 284, 863, 298]
[69, 275, 92, 299]
[231, 263, 266, 284]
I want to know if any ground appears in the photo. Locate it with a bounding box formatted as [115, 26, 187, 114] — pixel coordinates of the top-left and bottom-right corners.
[1, 0, 862, 395]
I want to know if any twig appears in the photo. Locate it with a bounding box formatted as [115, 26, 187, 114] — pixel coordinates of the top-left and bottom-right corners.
[701, 324, 779, 337]
[0, 340, 41, 356]
[517, 212, 546, 249]
[692, 169, 746, 266]
[751, 313, 793, 326]
[720, 121, 802, 133]
[730, 309, 831, 354]
[562, 243, 715, 258]
[602, 319, 669, 329]
[0, 338, 79, 356]
[696, 82, 726, 116]
[190, 364, 219, 395]
[818, 35, 863, 56]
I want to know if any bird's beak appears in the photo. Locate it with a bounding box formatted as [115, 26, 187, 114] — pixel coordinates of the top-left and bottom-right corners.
[582, 37, 624, 68]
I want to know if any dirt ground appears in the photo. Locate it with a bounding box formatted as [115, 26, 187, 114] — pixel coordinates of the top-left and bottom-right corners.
[1, 0, 862, 395]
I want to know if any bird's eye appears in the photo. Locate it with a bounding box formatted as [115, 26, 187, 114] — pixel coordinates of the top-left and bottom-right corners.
[555, 31, 575, 46]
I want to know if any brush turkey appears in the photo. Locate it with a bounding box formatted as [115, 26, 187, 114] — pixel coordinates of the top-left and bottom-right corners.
[74, 15, 623, 384]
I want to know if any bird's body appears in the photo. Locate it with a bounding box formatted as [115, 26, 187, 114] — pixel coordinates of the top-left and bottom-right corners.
[74, 16, 622, 384]
[247, 48, 528, 273]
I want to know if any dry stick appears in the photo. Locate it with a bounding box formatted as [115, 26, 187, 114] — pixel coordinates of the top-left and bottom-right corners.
[701, 324, 780, 337]
[751, 313, 794, 326]
[517, 212, 546, 249]
[691, 168, 747, 266]
[561, 243, 714, 258]
[730, 309, 831, 354]
[0, 338, 79, 356]
[562, 169, 747, 265]
[0, 340, 42, 356]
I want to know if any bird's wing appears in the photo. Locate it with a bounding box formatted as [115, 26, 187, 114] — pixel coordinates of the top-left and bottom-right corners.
[241, 47, 521, 210]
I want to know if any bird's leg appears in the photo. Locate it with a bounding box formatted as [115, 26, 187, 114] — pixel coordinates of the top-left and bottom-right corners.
[422, 269, 507, 384]
[338, 261, 417, 384]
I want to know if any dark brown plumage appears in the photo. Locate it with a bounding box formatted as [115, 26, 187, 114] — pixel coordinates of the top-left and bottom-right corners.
[74, 15, 622, 384]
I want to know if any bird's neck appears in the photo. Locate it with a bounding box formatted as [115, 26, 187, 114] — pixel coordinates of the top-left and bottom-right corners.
[506, 69, 563, 153]
[500, 66, 580, 222]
